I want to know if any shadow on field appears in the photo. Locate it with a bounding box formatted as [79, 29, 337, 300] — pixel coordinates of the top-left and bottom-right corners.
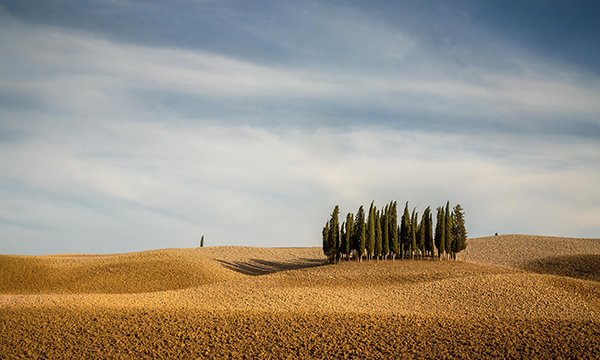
[523, 254, 600, 282]
[215, 258, 326, 276]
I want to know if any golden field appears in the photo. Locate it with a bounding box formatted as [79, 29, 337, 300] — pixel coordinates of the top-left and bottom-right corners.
[2, 235, 600, 359]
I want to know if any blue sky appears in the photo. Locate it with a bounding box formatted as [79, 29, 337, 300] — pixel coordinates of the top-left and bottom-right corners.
[1, 0, 599, 255]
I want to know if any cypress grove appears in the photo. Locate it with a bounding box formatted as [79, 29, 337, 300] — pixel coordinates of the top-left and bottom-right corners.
[323, 201, 467, 263]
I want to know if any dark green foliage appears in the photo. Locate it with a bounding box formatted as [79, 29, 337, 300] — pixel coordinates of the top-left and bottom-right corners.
[451, 204, 467, 259]
[423, 207, 433, 258]
[200, 235, 204, 248]
[374, 209, 382, 261]
[339, 221, 348, 260]
[444, 201, 453, 260]
[389, 202, 398, 260]
[418, 212, 425, 259]
[400, 202, 410, 260]
[366, 201, 376, 261]
[322, 201, 466, 263]
[323, 206, 340, 263]
[343, 213, 354, 260]
[408, 208, 415, 260]
[322, 221, 330, 258]
[381, 205, 389, 260]
[355, 206, 366, 262]
[435, 206, 445, 259]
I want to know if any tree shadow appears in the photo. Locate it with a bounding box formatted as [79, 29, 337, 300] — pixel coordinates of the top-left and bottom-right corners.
[215, 258, 326, 276]
[522, 254, 600, 282]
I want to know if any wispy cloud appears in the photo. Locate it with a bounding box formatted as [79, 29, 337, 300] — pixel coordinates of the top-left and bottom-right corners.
[1, 2, 599, 254]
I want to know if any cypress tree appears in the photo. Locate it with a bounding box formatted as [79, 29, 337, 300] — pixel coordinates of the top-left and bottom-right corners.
[375, 209, 382, 261]
[418, 212, 425, 259]
[451, 204, 468, 259]
[434, 206, 445, 259]
[400, 202, 410, 260]
[382, 205, 389, 260]
[345, 213, 354, 261]
[355, 206, 366, 262]
[339, 221, 347, 261]
[389, 201, 398, 261]
[423, 207, 433, 259]
[444, 201, 453, 260]
[366, 201, 376, 261]
[322, 220, 330, 259]
[410, 208, 417, 260]
[200, 235, 204, 247]
[326, 205, 340, 263]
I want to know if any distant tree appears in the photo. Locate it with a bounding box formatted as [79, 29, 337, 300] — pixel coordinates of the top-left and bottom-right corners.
[366, 201, 376, 261]
[389, 201, 399, 261]
[375, 209, 382, 261]
[400, 202, 410, 259]
[444, 201, 453, 260]
[451, 204, 467, 259]
[355, 206, 366, 262]
[200, 235, 204, 247]
[382, 205, 389, 260]
[435, 206, 445, 259]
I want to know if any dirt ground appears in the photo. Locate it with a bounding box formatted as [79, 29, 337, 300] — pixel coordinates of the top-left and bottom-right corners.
[2, 308, 599, 359]
[2, 235, 600, 359]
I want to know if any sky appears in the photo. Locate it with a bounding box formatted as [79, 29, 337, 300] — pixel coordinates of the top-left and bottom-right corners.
[1, 0, 599, 255]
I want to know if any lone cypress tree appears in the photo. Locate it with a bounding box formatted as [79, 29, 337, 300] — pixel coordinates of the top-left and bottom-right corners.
[451, 204, 467, 259]
[389, 201, 398, 261]
[444, 201, 453, 260]
[400, 202, 410, 260]
[374, 209, 382, 261]
[366, 201, 376, 261]
[200, 235, 204, 247]
[435, 206, 445, 259]
[355, 206, 366, 262]
[382, 205, 389, 260]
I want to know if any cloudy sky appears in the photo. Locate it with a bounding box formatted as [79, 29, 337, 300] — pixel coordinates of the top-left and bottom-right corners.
[1, 0, 599, 255]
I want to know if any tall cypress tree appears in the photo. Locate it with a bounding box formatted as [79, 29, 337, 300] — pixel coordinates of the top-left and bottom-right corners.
[326, 205, 340, 263]
[322, 220, 330, 259]
[355, 206, 366, 262]
[366, 201, 376, 261]
[418, 212, 425, 259]
[423, 207, 433, 259]
[451, 204, 467, 259]
[375, 209, 382, 261]
[434, 206, 445, 260]
[389, 201, 399, 261]
[400, 202, 410, 260]
[340, 221, 348, 261]
[382, 205, 389, 260]
[345, 213, 354, 261]
[444, 201, 453, 261]
[410, 208, 417, 260]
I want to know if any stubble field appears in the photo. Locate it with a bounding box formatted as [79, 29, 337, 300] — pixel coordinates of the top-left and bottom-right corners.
[2, 235, 600, 359]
